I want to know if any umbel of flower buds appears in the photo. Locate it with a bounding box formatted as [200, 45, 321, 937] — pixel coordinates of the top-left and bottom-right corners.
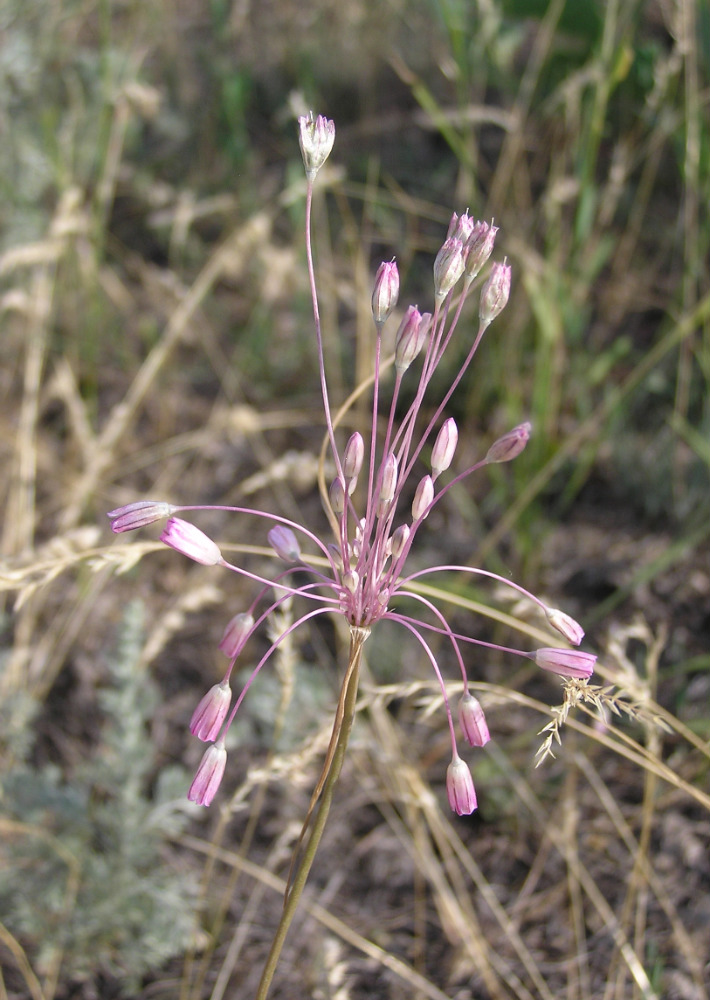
[371, 261, 399, 329]
[298, 112, 335, 181]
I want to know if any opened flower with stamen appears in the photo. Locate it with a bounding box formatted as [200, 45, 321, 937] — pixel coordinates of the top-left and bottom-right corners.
[108, 114, 596, 822]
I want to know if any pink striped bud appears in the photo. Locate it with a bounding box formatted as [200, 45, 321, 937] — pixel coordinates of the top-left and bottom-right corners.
[188, 739, 227, 806]
[219, 612, 254, 658]
[190, 681, 232, 742]
[446, 754, 477, 815]
[485, 422, 531, 464]
[161, 518, 222, 565]
[464, 221, 498, 281]
[329, 477, 345, 515]
[447, 210, 476, 243]
[431, 417, 458, 479]
[458, 693, 490, 747]
[268, 524, 301, 563]
[395, 307, 431, 375]
[371, 261, 399, 328]
[298, 112, 335, 181]
[412, 475, 434, 521]
[343, 432, 364, 486]
[390, 523, 410, 559]
[479, 261, 511, 325]
[544, 607, 584, 646]
[379, 452, 398, 506]
[534, 648, 597, 680]
[108, 500, 175, 533]
[434, 237, 466, 302]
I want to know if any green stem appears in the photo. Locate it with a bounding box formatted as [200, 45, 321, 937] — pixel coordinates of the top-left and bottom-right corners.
[254, 627, 367, 1000]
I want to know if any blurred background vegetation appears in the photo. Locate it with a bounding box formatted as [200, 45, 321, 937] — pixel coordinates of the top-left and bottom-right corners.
[1, 0, 709, 998]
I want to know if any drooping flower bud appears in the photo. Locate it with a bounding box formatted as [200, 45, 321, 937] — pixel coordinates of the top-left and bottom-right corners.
[479, 261, 511, 325]
[343, 432, 364, 488]
[371, 261, 399, 329]
[108, 500, 176, 533]
[534, 647, 597, 680]
[431, 417, 458, 479]
[411, 475, 434, 521]
[458, 693, 490, 747]
[544, 607, 585, 646]
[268, 524, 302, 563]
[188, 739, 227, 806]
[446, 754, 477, 815]
[298, 112, 335, 181]
[390, 523, 410, 559]
[485, 422, 531, 464]
[433, 238, 466, 303]
[394, 307, 431, 375]
[219, 612, 255, 658]
[190, 681, 232, 742]
[464, 221, 498, 282]
[161, 518, 222, 566]
[329, 477, 345, 515]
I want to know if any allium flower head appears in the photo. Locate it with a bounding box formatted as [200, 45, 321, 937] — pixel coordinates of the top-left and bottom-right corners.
[111, 114, 596, 813]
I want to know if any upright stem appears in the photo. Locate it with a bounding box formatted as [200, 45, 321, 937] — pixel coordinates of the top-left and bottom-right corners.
[254, 627, 368, 1000]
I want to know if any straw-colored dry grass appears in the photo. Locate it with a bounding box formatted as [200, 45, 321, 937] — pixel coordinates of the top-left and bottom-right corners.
[1, 1, 708, 998]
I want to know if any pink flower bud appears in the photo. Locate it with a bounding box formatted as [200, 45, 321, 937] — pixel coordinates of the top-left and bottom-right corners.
[485, 422, 531, 464]
[298, 112, 335, 181]
[188, 739, 227, 806]
[219, 612, 254, 658]
[390, 523, 410, 559]
[190, 681, 232, 742]
[544, 607, 584, 646]
[268, 524, 301, 563]
[329, 477, 345, 515]
[411, 475, 434, 521]
[464, 221, 498, 281]
[107, 500, 175, 533]
[446, 754, 477, 815]
[434, 237, 466, 302]
[371, 260, 399, 328]
[431, 417, 458, 478]
[379, 452, 398, 505]
[342, 569, 359, 595]
[448, 211, 476, 243]
[458, 693, 490, 747]
[343, 432, 364, 485]
[479, 261, 511, 325]
[161, 517, 222, 565]
[534, 648, 597, 680]
[394, 307, 431, 375]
